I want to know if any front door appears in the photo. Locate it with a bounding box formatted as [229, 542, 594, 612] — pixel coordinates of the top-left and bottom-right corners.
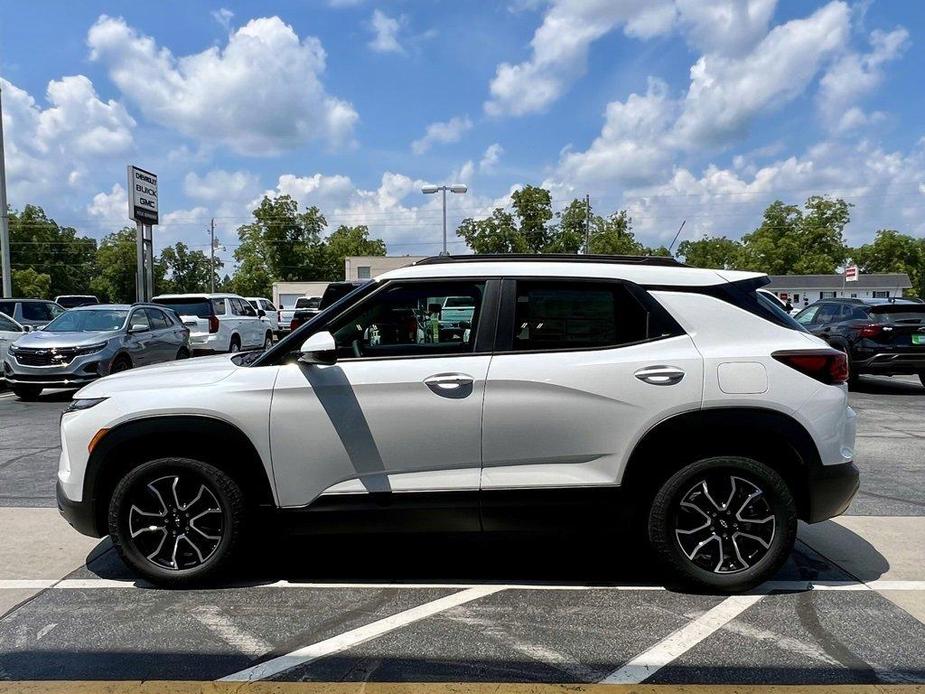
[269, 279, 497, 510]
[480, 278, 703, 493]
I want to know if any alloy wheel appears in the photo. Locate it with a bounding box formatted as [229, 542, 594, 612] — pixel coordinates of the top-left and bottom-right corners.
[127, 474, 224, 571]
[674, 473, 775, 574]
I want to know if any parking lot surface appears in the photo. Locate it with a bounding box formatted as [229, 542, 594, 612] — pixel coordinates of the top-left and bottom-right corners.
[0, 376, 923, 687]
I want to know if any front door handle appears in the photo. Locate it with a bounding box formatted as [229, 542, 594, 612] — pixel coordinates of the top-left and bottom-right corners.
[635, 365, 685, 386]
[424, 373, 474, 397]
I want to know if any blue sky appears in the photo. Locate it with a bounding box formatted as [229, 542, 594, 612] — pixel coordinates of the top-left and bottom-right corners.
[2, 0, 924, 267]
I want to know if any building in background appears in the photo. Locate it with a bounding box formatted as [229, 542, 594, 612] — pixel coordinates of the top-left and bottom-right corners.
[273, 255, 427, 308]
[344, 255, 426, 281]
[767, 273, 912, 309]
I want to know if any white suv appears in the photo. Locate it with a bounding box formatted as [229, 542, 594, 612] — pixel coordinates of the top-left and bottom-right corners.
[57, 256, 858, 591]
[153, 293, 273, 354]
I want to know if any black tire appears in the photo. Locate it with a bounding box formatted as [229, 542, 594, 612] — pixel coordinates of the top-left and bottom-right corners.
[918, 372, 925, 388]
[13, 385, 42, 401]
[263, 332, 273, 351]
[176, 347, 191, 360]
[110, 354, 132, 373]
[648, 456, 797, 592]
[108, 457, 246, 587]
[229, 335, 241, 353]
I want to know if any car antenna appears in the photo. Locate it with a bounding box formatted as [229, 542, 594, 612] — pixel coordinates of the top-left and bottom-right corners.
[668, 219, 686, 255]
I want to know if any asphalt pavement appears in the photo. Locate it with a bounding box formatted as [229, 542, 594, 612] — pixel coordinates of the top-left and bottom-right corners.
[0, 375, 923, 686]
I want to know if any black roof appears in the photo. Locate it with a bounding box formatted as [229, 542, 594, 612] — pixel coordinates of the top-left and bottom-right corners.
[414, 253, 685, 268]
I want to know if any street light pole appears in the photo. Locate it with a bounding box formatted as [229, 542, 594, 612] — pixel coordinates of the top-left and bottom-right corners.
[422, 183, 467, 256]
[210, 218, 215, 293]
[0, 86, 12, 297]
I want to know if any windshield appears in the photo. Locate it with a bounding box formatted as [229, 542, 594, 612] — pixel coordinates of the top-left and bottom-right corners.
[43, 309, 128, 332]
[154, 298, 212, 318]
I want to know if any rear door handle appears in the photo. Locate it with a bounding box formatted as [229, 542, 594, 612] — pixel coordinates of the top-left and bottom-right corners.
[424, 373, 474, 396]
[635, 365, 685, 386]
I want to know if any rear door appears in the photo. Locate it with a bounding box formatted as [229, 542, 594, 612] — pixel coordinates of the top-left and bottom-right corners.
[144, 308, 174, 362]
[125, 308, 154, 366]
[480, 278, 703, 502]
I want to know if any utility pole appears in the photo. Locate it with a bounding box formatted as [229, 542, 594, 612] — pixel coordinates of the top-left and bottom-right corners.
[0, 86, 12, 297]
[209, 218, 215, 293]
[421, 184, 467, 256]
[584, 193, 591, 254]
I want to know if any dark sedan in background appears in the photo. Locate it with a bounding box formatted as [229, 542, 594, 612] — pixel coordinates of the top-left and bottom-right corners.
[795, 297, 925, 386]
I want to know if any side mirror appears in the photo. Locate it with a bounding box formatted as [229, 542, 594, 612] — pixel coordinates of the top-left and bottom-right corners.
[129, 324, 149, 334]
[257, 309, 266, 318]
[22, 325, 33, 333]
[299, 331, 337, 366]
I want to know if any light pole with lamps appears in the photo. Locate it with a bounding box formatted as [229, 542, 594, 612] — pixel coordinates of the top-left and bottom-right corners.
[422, 183, 467, 256]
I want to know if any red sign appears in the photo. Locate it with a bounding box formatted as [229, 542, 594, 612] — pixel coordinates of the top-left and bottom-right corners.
[845, 265, 859, 282]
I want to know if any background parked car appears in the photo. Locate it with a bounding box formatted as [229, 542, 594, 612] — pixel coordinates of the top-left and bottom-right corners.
[288, 281, 369, 331]
[2, 303, 190, 400]
[153, 293, 273, 354]
[246, 297, 280, 337]
[0, 299, 65, 330]
[0, 312, 28, 376]
[278, 296, 321, 335]
[54, 295, 100, 309]
[795, 297, 925, 386]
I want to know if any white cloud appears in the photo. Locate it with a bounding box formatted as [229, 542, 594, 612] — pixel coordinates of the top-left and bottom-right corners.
[411, 116, 473, 154]
[0, 75, 135, 205]
[87, 15, 358, 155]
[479, 143, 504, 173]
[558, 78, 677, 188]
[368, 9, 404, 54]
[818, 26, 909, 133]
[86, 183, 129, 226]
[211, 8, 234, 31]
[184, 169, 261, 203]
[484, 0, 677, 117]
[675, 0, 777, 56]
[674, 1, 851, 146]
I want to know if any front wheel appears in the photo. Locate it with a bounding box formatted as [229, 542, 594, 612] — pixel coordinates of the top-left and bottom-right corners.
[108, 457, 246, 586]
[13, 385, 42, 401]
[648, 456, 796, 592]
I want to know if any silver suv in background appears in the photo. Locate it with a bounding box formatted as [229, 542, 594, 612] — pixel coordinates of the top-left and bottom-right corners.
[3, 303, 190, 400]
[0, 299, 65, 330]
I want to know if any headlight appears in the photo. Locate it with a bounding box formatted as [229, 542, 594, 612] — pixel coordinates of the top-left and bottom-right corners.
[8, 344, 21, 353]
[63, 397, 107, 414]
[75, 342, 108, 356]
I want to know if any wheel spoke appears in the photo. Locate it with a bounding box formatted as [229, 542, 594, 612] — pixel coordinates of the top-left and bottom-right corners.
[700, 480, 725, 512]
[179, 534, 206, 563]
[735, 530, 771, 549]
[145, 483, 170, 514]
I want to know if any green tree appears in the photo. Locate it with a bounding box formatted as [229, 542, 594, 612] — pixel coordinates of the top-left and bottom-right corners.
[511, 185, 553, 252]
[457, 208, 528, 254]
[321, 224, 387, 281]
[231, 195, 328, 297]
[739, 197, 849, 274]
[546, 198, 589, 253]
[676, 236, 743, 269]
[7, 205, 97, 297]
[588, 210, 647, 255]
[159, 242, 223, 294]
[852, 229, 925, 298]
[11, 268, 52, 298]
[90, 227, 166, 303]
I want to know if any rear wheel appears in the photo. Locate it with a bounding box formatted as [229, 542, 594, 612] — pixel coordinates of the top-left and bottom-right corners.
[108, 457, 246, 586]
[263, 332, 273, 351]
[13, 385, 42, 401]
[176, 347, 191, 360]
[229, 336, 241, 353]
[648, 456, 796, 592]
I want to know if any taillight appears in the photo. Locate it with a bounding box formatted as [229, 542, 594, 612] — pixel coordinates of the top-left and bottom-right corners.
[208, 315, 220, 334]
[858, 324, 883, 338]
[277, 310, 282, 324]
[773, 350, 848, 385]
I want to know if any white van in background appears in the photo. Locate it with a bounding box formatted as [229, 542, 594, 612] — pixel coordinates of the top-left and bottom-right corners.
[153, 293, 273, 353]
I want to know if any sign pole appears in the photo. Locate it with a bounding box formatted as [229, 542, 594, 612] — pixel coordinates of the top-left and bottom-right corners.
[135, 221, 145, 302]
[144, 225, 154, 300]
[0, 87, 12, 298]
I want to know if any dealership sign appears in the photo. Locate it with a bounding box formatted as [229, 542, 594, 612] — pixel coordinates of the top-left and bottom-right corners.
[127, 165, 158, 224]
[845, 265, 859, 282]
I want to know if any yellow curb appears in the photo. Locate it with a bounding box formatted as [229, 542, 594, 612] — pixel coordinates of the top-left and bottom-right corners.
[0, 684, 922, 694]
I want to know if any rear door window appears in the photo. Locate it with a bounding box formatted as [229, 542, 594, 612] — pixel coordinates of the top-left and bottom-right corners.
[212, 299, 226, 315]
[146, 308, 170, 330]
[0, 302, 16, 318]
[508, 281, 663, 352]
[815, 303, 842, 324]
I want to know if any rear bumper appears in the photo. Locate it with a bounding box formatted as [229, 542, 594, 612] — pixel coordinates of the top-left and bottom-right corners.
[854, 351, 925, 374]
[805, 461, 860, 523]
[56, 480, 102, 538]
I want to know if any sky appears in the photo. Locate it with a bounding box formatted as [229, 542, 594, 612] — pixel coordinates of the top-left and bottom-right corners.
[1, 0, 924, 270]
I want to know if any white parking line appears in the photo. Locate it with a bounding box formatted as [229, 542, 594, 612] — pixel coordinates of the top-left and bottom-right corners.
[192, 605, 274, 657]
[219, 585, 504, 682]
[1, 578, 924, 591]
[600, 594, 764, 684]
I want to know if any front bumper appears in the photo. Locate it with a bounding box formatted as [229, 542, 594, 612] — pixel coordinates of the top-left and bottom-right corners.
[56, 480, 102, 537]
[3, 353, 108, 387]
[805, 461, 860, 523]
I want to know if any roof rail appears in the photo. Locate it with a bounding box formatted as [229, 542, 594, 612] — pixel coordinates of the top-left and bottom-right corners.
[413, 253, 686, 268]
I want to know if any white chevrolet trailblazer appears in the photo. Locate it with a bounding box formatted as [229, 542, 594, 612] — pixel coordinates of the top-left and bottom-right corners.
[57, 255, 858, 591]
